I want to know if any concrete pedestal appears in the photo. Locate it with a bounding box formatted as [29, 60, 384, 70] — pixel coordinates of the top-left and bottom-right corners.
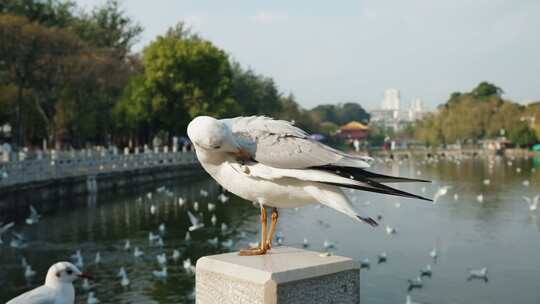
[196, 247, 360, 304]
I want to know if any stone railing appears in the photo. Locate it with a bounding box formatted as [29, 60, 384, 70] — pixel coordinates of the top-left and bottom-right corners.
[0, 147, 198, 188]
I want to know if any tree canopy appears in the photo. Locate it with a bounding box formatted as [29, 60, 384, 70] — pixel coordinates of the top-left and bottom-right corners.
[414, 82, 537, 147]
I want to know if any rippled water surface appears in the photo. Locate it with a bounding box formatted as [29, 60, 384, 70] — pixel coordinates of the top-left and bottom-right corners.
[1, 155, 539, 303]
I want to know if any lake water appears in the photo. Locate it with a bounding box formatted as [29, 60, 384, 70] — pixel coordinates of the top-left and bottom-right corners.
[0, 155, 539, 303]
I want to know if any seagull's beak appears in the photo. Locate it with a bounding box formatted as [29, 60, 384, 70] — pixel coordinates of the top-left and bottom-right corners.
[78, 272, 93, 280]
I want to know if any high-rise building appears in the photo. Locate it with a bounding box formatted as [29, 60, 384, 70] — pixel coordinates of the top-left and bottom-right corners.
[370, 89, 427, 131]
[408, 98, 425, 121]
[382, 88, 400, 111]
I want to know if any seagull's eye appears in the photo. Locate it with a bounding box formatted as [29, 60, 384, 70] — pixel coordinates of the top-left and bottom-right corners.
[66, 269, 73, 275]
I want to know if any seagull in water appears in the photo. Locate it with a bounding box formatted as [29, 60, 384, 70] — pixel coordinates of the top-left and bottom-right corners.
[153, 266, 168, 279]
[10, 231, 27, 249]
[24, 264, 36, 279]
[25, 205, 41, 225]
[134, 247, 144, 258]
[430, 247, 438, 262]
[117, 267, 130, 287]
[87, 291, 100, 304]
[523, 195, 539, 211]
[433, 185, 451, 204]
[6, 261, 91, 304]
[360, 258, 370, 269]
[467, 267, 488, 282]
[187, 116, 430, 255]
[406, 295, 424, 304]
[187, 210, 205, 231]
[420, 264, 432, 278]
[0, 221, 14, 244]
[377, 252, 387, 264]
[407, 276, 423, 292]
[183, 258, 195, 274]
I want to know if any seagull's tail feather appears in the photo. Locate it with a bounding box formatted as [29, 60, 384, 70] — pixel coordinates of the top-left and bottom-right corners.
[304, 185, 378, 227]
[313, 165, 431, 183]
[357, 215, 378, 227]
[322, 178, 432, 202]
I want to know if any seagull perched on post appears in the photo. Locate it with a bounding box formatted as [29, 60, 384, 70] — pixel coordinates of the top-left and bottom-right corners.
[187, 116, 430, 255]
[6, 261, 91, 304]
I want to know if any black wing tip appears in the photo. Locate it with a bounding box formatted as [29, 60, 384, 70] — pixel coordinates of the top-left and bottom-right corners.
[410, 194, 433, 202]
[358, 216, 379, 227]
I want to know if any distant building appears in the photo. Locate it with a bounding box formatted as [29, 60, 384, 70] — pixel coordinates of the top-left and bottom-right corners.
[369, 89, 427, 131]
[382, 88, 400, 111]
[336, 121, 370, 140]
[408, 97, 426, 121]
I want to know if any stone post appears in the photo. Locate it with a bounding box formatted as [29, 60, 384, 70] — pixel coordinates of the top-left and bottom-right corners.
[196, 247, 360, 304]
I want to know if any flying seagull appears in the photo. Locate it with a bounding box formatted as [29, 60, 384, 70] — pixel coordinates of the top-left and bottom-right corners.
[6, 261, 91, 304]
[187, 116, 430, 255]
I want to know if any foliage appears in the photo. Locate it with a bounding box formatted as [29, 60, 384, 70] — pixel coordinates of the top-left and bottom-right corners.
[0, 0, 76, 27]
[0, 0, 141, 148]
[311, 102, 370, 126]
[71, 0, 142, 59]
[524, 102, 540, 139]
[230, 62, 282, 116]
[509, 123, 537, 147]
[414, 82, 537, 147]
[139, 23, 237, 134]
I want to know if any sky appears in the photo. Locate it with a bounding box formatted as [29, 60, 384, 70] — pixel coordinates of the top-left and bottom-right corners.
[75, 0, 540, 110]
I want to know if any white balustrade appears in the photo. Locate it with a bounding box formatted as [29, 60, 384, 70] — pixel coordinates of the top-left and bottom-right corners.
[0, 149, 198, 187]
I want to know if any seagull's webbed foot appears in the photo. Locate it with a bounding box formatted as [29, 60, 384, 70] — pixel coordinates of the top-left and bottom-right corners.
[238, 205, 269, 256]
[238, 247, 267, 256]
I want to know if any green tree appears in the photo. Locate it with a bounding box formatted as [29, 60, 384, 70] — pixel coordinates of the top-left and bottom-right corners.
[509, 123, 537, 147]
[71, 0, 142, 59]
[140, 23, 238, 134]
[311, 102, 370, 126]
[230, 62, 282, 116]
[471, 81, 503, 98]
[0, 14, 82, 146]
[0, 0, 76, 27]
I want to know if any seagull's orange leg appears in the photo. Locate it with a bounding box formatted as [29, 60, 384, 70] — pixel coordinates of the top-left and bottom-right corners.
[239, 205, 268, 256]
[265, 208, 279, 250]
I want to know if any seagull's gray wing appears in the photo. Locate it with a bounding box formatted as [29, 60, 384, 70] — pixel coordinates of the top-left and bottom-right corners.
[222, 116, 371, 169]
[187, 210, 199, 226]
[6, 286, 56, 304]
[0, 221, 14, 234]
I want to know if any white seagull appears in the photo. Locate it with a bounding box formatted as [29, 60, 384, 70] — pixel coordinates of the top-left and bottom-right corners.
[152, 266, 168, 279]
[433, 185, 451, 204]
[218, 193, 229, 203]
[6, 261, 91, 304]
[24, 265, 36, 279]
[133, 247, 144, 258]
[187, 116, 430, 255]
[523, 195, 539, 211]
[183, 258, 195, 274]
[117, 267, 130, 287]
[25, 205, 41, 225]
[468, 267, 488, 282]
[0, 221, 14, 244]
[187, 210, 205, 231]
[156, 253, 167, 265]
[178, 197, 186, 207]
[87, 291, 100, 304]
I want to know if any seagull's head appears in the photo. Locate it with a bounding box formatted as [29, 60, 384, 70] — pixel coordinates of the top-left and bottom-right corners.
[187, 116, 239, 152]
[45, 261, 92, 286]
